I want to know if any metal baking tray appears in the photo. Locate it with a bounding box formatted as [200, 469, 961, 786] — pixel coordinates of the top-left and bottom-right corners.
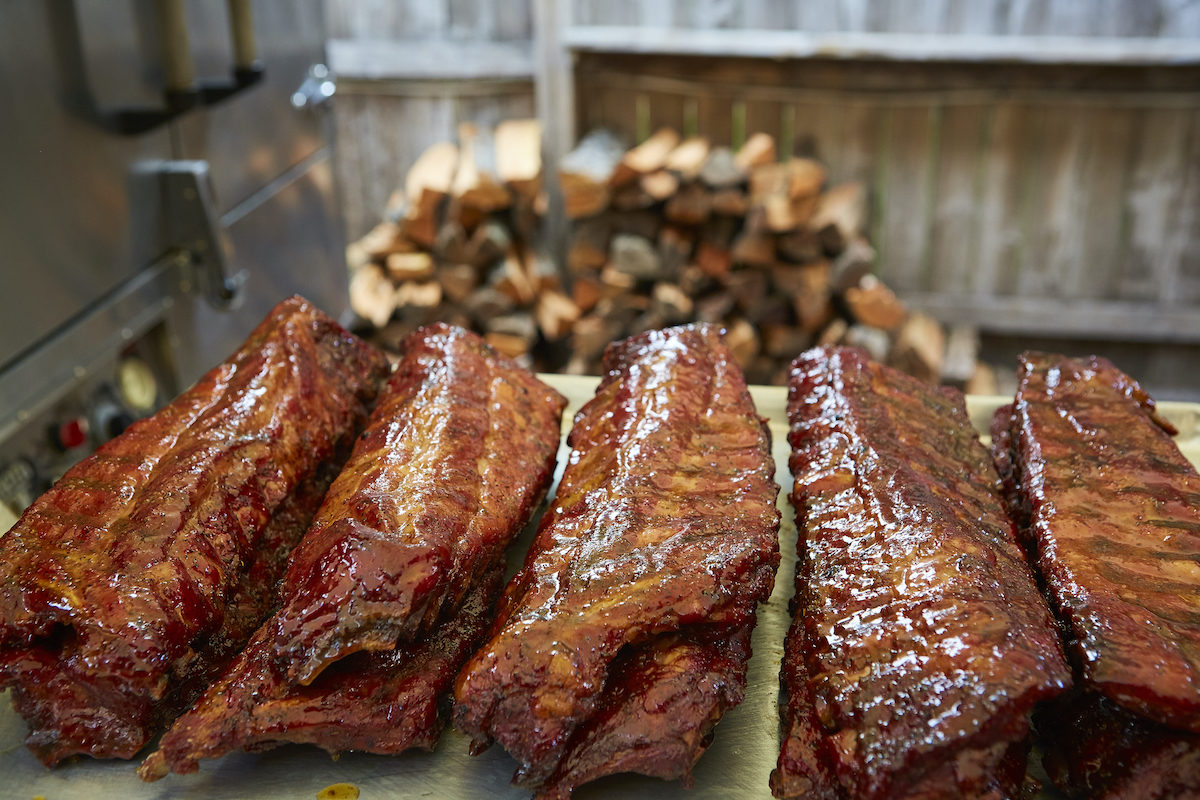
[3, 375, 1198, 799]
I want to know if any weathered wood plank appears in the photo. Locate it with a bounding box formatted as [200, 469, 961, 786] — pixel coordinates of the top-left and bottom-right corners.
[562, 27, 1200, 64]
[927, 102, 986, 294]
[1119, 108, 1191, 301]
[875, 103, 937, 293]
[970, 100, 1027, 297]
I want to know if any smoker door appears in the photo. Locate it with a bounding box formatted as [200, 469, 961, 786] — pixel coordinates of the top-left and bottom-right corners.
[0, 2, 175, 370]
[168, 0, 348, 383]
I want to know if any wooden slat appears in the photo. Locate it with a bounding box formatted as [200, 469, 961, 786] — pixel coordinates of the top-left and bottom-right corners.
[905, 294, 1200, 343]
[875, 104, 937, 293]
[970, 100, 1027, 297]
[1119, 108, 1192, 302]
[1075, 106, 1139, 300]
[562, 26, 1200, 65]
[1164, 109, 1200, 304]
[927, 102, 986, 294]
[328, 39, 535, 79]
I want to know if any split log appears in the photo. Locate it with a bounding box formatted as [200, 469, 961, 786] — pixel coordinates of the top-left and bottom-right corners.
[663, 181, 712, 226]
[535, 290, 581, 342]
[610, 182, 656, 211]
[349, 265, 395, 328]
[730, 208, 775, 267]
[385, 251, 435, 282]
[438, 263, 479, 304]
[657, 225, 694, 280]
[941, 325, 981, 385]
[762, 324, 811, 359]
[567, 216, 610, 274]
[965, 363, 998, 396]
[725, 318, 760, 367]
[434, 222, 470, 264]
[571, 315, 621, 361]
[750, 158, 826, 232]
[890, 312, 945, 384]
[651, 282, 693, 324]
[571, 275, 602, 313]
[844, 274, 906, 331]
[695, 240, 732, 279]
[489, 247, 538, 305]
[358, 221, 417, 260]
[694, 290, 735, 323]
[485, 332, 533, 359]
[463, 286, 516, 324]
[831, 235, 877, 293]
[664, 136, 710, 178]
[610, 127, 680, 187]
[710, 187, 749, 217]
[776, 226, 822, 264]
[560, 130, 625, 219]
[609, 209, 661, 241]
[608, 234, 662, 282]
[403, 141, 458, 248]
[485, 313, 538, 358]
[394, 280, 442, 310]
[818, 317, 849, 347]
[722, 269, 769, 319]
[780, 261, 834, 333]
[679, 265, 716, 296]
[640, 170, 680, 201]
[599, 264, 638, 292]
[734, 132, 776, 171]
[843, 324, 891, 362]
[463, 221, 511, 269]
[451, 123, 511, 225]
[698, 147, 744, 189]
[811, 181, 866, 250]
[524, 248, 561, 292]
[494, 118, 542, 200]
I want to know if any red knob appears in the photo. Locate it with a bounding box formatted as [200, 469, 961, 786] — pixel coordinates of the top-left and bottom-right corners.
[57, 417, 89, 450]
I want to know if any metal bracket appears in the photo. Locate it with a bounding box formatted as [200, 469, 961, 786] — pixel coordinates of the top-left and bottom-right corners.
[157, 161, 246, 310]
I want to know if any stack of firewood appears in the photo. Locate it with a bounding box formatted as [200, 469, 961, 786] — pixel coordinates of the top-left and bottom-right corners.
[346, 119, 576, 362]
[559, 128, 981, 387]
[346, 121, 990, 389]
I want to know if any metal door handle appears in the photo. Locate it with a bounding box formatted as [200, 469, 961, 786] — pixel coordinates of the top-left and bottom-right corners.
[291, 64, 336, 110]
[48, 0, 264, 136]
[154, 161, 246, 310]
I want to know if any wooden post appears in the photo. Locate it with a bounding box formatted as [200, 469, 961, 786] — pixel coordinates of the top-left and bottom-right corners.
[533, 0, 574, 283]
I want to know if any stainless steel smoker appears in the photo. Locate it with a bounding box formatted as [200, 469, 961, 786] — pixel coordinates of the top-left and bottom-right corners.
[0, 0, 347, 528]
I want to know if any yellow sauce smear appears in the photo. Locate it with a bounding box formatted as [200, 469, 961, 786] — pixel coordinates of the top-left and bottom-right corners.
[317, 783, 360, 800]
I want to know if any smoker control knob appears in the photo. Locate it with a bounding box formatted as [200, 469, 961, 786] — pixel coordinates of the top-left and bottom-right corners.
[117, 357, 158, 413]
[54, 417, 90, 451]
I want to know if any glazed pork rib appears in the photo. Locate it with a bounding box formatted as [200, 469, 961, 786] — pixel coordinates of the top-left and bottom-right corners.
[774, 346, 1071, 800]
[454, 323, 781, 797]
[993, 352, 1200, 797]
[0, 296, 387, 765]
[141, 324, 566, 778]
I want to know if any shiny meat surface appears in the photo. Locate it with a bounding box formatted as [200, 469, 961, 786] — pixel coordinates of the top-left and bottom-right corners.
[0, 296, 387, 765]
[454, 323, 781, 795]
[537, 623, 753, 800]
[143, 324, 565, 778]
[775, 346, 1071, 800]
[141, 570, 502, 778]
[996, 352, 1200, 731]
[271, 323, 566, 685]
[1038, 690, 1200, 799]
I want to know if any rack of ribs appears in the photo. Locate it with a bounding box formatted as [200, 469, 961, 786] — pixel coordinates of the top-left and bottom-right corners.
[992, 352, 1200, 798]
[140, 323, 566, 779]
[453, 323, 781, 798]
[775, 346, 1071, 800]
[0, 296, 387, 766]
